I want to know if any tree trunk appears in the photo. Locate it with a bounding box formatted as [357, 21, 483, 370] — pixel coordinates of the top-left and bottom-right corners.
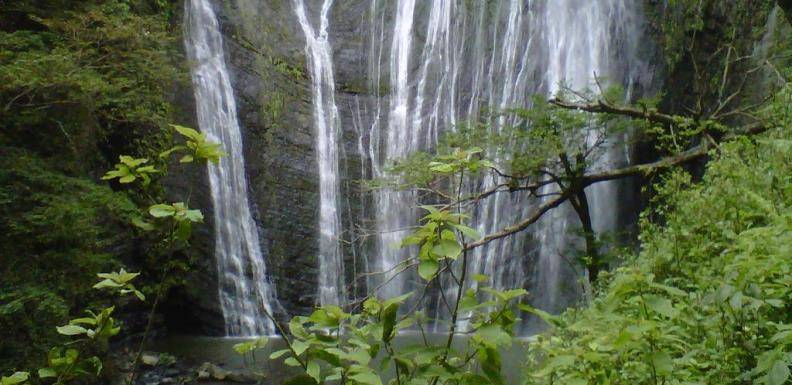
[568, 188, 600, 283]
[559, 153, 601, 283]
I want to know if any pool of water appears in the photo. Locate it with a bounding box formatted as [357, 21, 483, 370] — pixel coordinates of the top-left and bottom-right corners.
[153, 332, 531, 384]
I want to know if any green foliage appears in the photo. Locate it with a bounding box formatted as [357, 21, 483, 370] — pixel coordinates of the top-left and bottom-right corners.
[0, 0, 183, 168]
[38, 270, 144, 384]
[0, 148, 141, 373]
[239, 150, 526, 385]
[245, 284, 524, 385]
[402, 206, 478, 280]
[148, 201, 204, 243]
[93, 269, 146, 300]
[160, 124, 226, 165]
[648, 1, 775, 68]
[0, 0, 184, 374]
[102, 156, 158, 186]
[523, 114, 791, 383]
[0, 373, 29, 385]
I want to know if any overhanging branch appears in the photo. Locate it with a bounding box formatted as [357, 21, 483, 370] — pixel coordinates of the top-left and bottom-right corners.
[465, 190, 571, 251]
[549, 98, 682, 125]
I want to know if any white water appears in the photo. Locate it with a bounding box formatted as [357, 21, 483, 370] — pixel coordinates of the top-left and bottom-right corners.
[293, 0, 346, 306]
[282, 0, 651, 333]
[362, 0, 650, 332]
[184, 0, 277, 336]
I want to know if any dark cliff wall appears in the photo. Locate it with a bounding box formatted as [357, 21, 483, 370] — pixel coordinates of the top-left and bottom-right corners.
[209, 0, 373, 319]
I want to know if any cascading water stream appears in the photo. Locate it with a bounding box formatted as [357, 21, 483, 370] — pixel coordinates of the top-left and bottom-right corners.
[361, 0, 650, 332]
[184, 0, 277, 336]
[273, 0, 651, 333]
[293, 0, 345, 306]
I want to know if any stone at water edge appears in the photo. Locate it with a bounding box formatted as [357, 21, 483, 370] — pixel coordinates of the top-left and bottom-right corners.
[196, 362, 230, 381]
[141, 352, 160, 367]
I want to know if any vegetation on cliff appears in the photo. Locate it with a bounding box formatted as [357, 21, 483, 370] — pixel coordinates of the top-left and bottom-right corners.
[0, 0, 188, 375]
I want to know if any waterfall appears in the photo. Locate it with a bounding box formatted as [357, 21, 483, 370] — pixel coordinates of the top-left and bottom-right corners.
[293, 0, 345, 306]
[184, 0, 277, 336]
[361, 0, 650, 332]
[284, 0, 650, 332]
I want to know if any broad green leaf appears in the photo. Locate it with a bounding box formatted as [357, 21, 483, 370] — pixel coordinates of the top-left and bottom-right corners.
[149, 204, 176, 218]
[362, 297, 381, 315]
[380, 294, 411, 343]
[649, 282, 686, 297]
[291, 340, 309, 356]
[93, 279, 123, 289]
[480, 347, 503, 385]
[547, 355, 576, 369]
[84, 356, 103, 376]
[563, 376, 587, 385]
[284, 357, 302, 367]
[1, 372, 29, 385]
[767, 360, 790, 385]
[308, 308, 339, 328]
[349, 372, 383, 385]
[233, 342, 254, 355]
[432, 239, 462, 259]
[171, 124, 202, 140]
[453, 224, 481, 240]
[159, 145, 187, 158]
[184, 209, 204, 223]
[476, 324, 511, 348]
[306, 360, 320, 383]
[69, 317, 96, 326]
[37, 368, 56, 379]
[429, 162, 454, 173]
[56, 325, 88, 336]
[765, 299, 784, 308]
[482, 287, 527, 302]
[381, 292, 413, 309]
[131, 217, 155, 231]
[343, 349, 372, 365]
[644, 295, 678, 318]
[418, 259, 439, 280]
[650, 351, 673, 376]
[270, 349, 291, 359]
[518, 304, 563, 327]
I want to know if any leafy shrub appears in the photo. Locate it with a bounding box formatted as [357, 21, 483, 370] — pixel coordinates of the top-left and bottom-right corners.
[0, 148, 139, 373]
[524, 123, 791, 383]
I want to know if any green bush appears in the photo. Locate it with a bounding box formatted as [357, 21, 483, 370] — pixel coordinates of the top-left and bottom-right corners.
[0, 148, 139, 373]
[524, 102, 791, 383]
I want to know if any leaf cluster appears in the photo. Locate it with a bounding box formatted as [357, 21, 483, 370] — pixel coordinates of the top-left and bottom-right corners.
[524, 112, 791, 384]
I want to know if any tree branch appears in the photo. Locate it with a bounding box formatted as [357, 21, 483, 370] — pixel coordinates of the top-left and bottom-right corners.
[549, 98, 682, 126]
[464, 190, 571, 251]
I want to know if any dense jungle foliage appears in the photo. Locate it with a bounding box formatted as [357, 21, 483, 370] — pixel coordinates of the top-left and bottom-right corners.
[0, 0, 186, 375]
[524, 88, 792, 385]
[0, 0, 790, 385]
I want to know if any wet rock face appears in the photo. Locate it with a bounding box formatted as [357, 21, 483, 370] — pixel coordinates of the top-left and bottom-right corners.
[205, 0, 373, 318]
[161, 43, 226, 335]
